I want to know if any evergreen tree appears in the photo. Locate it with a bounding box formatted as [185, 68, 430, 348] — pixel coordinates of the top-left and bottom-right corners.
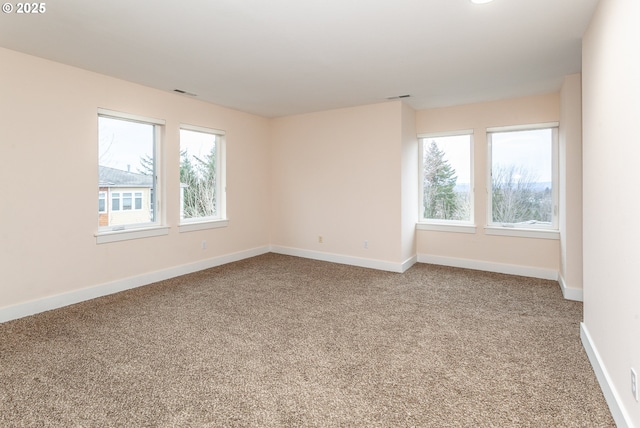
[180, 145, 217, 219]
[423, 141, 459, 219]
[180, 150, 199, 218]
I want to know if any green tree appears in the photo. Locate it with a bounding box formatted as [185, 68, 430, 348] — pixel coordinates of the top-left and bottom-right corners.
[180, 150, 198, 217]
[137, 154, 154, 176]
[423, 141, 459, 219]
[180, 145, 217, 219]
[492, 164, 551, 224]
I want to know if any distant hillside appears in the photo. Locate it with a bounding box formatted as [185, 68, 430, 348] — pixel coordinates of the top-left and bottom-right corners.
[454, 182, 552, 192]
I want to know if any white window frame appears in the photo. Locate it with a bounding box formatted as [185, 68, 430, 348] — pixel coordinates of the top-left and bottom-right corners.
[134, 192, 143, 210]
[96, 109, 168, 244]
[98, 191, 106, 213]
[111, 192, 122, 211]
[485, 122, 559, 240]
[417, 129, 476, 234]
[178, 124, 228, 233]
[122, 192, 133, 211]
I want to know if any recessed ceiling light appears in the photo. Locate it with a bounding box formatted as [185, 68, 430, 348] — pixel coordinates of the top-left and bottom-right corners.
[470, 0, 494, 4]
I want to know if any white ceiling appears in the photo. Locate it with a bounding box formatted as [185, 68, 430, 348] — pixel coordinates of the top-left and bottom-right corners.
[0, 0, 599, 117]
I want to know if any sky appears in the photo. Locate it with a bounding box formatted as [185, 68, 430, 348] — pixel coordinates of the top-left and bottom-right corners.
[490, 129, 552, 183]
[100, 115, 550, 185]
[98, 116, 153, 173]
[425, 128, 553, 185]
[425, 134, 471, 183]
[179, 129, 216, 167]
[98, 117, 216, 174]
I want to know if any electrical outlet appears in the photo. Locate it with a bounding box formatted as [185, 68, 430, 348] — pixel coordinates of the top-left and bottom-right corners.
[201, 240, 207, 250]
[318, 235, 323, 244]
[364, 240, 368, 249]
[632, 368, 638, 402]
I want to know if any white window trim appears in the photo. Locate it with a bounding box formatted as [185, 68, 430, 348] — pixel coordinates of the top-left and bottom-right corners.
[112, 191, 144, 211]
[486, 122, 559, 133]
[417, 129, 474, 139]
[484, 226, 559, 240]
[179, 124, 227, 225]
[416, 222, 477, 234]
[486, 122, 559, 233]
[98, 191, 106, 213]
[178, 219, 229, 233]
[111, 192, 122, 211]
[98, 108, 166, 126]
[96, 109, 165, 242]
[134, 192, 143, 210]
[181, 123, 225, 136]
[95, 226, 170, 244]
[121, 192, 134, 211]
[417, 130, 475, 228]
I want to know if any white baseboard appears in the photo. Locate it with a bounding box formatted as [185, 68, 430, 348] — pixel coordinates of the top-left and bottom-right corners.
[0, 246, 270, 324]
[558, 274, 584, 302]
[417, 254, 558, 281]
[401, 255, 418, 273]
[580, 323, 633, 428]
[270, 245, 416, 273]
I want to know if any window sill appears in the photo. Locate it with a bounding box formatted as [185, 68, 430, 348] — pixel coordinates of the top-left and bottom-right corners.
[416, 222, 477, 234]
[178, 219, 229, 233]
[95, 226, 170, 244]
[484, 226, 559, 240]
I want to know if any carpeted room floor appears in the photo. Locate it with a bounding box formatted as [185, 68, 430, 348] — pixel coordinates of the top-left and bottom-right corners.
[0, 253, 614, 427]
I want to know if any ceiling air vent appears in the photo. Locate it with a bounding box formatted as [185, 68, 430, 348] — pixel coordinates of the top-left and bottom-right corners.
[173, 89, 197, 97]
[386, 94, 411, 100]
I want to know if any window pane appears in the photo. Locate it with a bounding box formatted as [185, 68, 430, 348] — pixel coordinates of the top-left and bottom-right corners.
[179, 129, 217, 221]
[98, 192, 106, 213]
[122, 192, 132, 210]
[422, 135, 471, 221]
[491, 128, 553, 225]
[98, 116, 155, 228]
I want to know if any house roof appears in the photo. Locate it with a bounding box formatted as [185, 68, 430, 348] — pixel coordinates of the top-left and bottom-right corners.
[99, 166, 153, 188]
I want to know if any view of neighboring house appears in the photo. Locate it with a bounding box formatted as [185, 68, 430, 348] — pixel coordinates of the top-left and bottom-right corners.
[98, 166, 154, 227]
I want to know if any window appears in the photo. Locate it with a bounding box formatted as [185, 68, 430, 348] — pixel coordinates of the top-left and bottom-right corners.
[179, 125, 226, 228]
[134, 192, 143, 210]
[111, 192, 121, 211]
[97, 109, 165, 235]
[487, 123, 558, 231]
[98, 192, 106, 213]
[419, 131, 473, 228]
[122, 192, 133, 210]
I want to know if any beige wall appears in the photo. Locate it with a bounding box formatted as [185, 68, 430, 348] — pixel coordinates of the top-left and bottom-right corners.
[559, 74, 583, 295]
[415, 94, 561, 272]
[400, 102, 418, 262]
[270, 101, 411, 267]
[582, 0, 640, 424]
[0, 47, 271, 310]
[1, 45, 580, 320]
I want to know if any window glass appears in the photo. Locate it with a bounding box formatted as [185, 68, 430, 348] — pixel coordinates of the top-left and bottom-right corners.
[98, 115, 157, 229]
[179, 127, 222, 222]
[98, 192, 106, 213]
[489, 127, 557, 228]
[111, 193, 120, 211]
[122, 192, 132, 210]
[420, 133, 472, 222]
[134, 192, 142, 210]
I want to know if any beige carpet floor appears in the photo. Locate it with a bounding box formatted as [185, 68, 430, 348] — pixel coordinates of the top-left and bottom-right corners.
[0, 254, 613, 427]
